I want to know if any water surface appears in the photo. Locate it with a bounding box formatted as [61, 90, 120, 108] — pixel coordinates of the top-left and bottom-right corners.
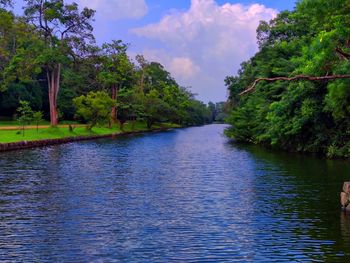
[1, 124, 350, 262]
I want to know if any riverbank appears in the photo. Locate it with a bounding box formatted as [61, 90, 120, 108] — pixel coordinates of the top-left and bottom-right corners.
[0, 122, 180, 152]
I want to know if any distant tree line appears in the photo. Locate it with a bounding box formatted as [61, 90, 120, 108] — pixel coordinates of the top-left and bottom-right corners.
[0, 0, 217, 128]
[225, 0, 350, 158]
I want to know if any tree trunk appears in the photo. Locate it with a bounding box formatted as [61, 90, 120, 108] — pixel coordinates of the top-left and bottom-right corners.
[47, 64, 61, 126]
[111, 84, 118, 123]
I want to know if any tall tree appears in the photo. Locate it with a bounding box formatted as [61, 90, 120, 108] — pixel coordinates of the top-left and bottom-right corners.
[0, 9, 15, 91]
[23, 0, 95, 125]
[135, 54, 148, 94]
[0, 7, 43, 94]
[98, 40, 134, 123]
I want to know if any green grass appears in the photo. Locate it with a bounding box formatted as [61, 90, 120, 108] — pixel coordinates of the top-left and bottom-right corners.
[0, 120, 49, 126]
[0, 121, 180, 143]
[0, 119, 81, 126]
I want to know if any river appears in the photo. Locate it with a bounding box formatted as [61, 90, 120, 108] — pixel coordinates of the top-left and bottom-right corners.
[1, 124, 350, 262]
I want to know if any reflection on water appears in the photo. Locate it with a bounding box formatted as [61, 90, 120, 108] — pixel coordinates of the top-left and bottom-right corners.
[0, 124, 350, 262]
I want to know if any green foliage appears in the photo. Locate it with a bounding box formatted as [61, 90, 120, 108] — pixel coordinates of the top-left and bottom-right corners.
[98, 40, 134, 89]
[143, 89, 174, 129]
[226, 0, 350, 158]
[207, 101, 228, 123]
[116, 87, 143, 130]
[32, 111, 43, 132]
[17, 100, 33, 123]
[0, 8, 43, 92]
[16, 100, 33, 136]
[73, 91, 115, 130]
[0, 82, 43, 115]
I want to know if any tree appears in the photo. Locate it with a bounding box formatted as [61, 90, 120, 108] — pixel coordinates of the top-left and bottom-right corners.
[32, 111, 43, 132]
[0, 9, 42, 92]
[0, 82, 43, 116]
[208, 101, 216, 122]
[58, 44, 102, 119]
[135, 54, 148, 94]
[225, 0, 350, 157]
[116, 87, 144, 131]
[16, 100, 33, 136]
[143, 90, 174, 129]
[23, 0, 95, 126]
[98, 40, 134, 123]
[214, 102, 228, 123]
[73, 91, 115, 130]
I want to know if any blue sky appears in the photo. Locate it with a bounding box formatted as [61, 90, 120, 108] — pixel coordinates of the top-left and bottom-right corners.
[15, 0, 297, 102]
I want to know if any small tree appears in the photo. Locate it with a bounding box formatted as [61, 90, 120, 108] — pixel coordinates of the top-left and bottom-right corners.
[73, 91, 115, 130]
[32, 111, 44, 132]
[17, 100, 33, 136]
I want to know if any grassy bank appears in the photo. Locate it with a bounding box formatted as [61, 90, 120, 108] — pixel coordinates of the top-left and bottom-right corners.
[0, 118, 79, 127]
[0, 122, 180, 143]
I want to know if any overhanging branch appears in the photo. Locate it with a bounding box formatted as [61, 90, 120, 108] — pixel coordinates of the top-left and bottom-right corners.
[239, 74, 350, 95]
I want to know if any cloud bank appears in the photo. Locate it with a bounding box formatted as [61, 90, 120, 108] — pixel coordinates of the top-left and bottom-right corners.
[132, 0, 277, 102]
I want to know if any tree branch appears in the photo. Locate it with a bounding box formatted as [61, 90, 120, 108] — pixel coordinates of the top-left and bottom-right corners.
[239, 74, 350, 95]
[335, 38, 350, 61]
[336, 47, 350, 60]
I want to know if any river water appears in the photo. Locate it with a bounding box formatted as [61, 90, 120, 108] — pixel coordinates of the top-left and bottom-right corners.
[1, 124, 350, 262]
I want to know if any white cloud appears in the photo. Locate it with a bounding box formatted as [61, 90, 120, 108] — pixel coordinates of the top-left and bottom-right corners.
[139, 49, 200, 82]
[76, 0, 148, 20]
[131, 0, 277, 102]
[169, 57, 200, 80]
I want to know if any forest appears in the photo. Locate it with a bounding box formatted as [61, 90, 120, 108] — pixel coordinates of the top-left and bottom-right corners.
[0, 0, 223, 132]
[225, 0, 350, 158]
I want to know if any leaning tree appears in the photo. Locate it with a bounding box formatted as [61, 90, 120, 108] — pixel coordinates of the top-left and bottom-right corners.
[23, 0, 95, 125]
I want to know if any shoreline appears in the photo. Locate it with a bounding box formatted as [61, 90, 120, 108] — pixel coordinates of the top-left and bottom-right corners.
[0, 127, 172, 152]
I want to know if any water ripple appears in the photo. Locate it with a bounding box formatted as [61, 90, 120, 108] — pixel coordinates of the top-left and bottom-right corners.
[0, 125, 350, 262]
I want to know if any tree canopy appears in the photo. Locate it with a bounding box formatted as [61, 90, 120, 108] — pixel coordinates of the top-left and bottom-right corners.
[225, 0, 350, 158]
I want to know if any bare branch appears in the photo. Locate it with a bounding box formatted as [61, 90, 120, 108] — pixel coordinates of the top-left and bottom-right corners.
[239, 74, 350, 95]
